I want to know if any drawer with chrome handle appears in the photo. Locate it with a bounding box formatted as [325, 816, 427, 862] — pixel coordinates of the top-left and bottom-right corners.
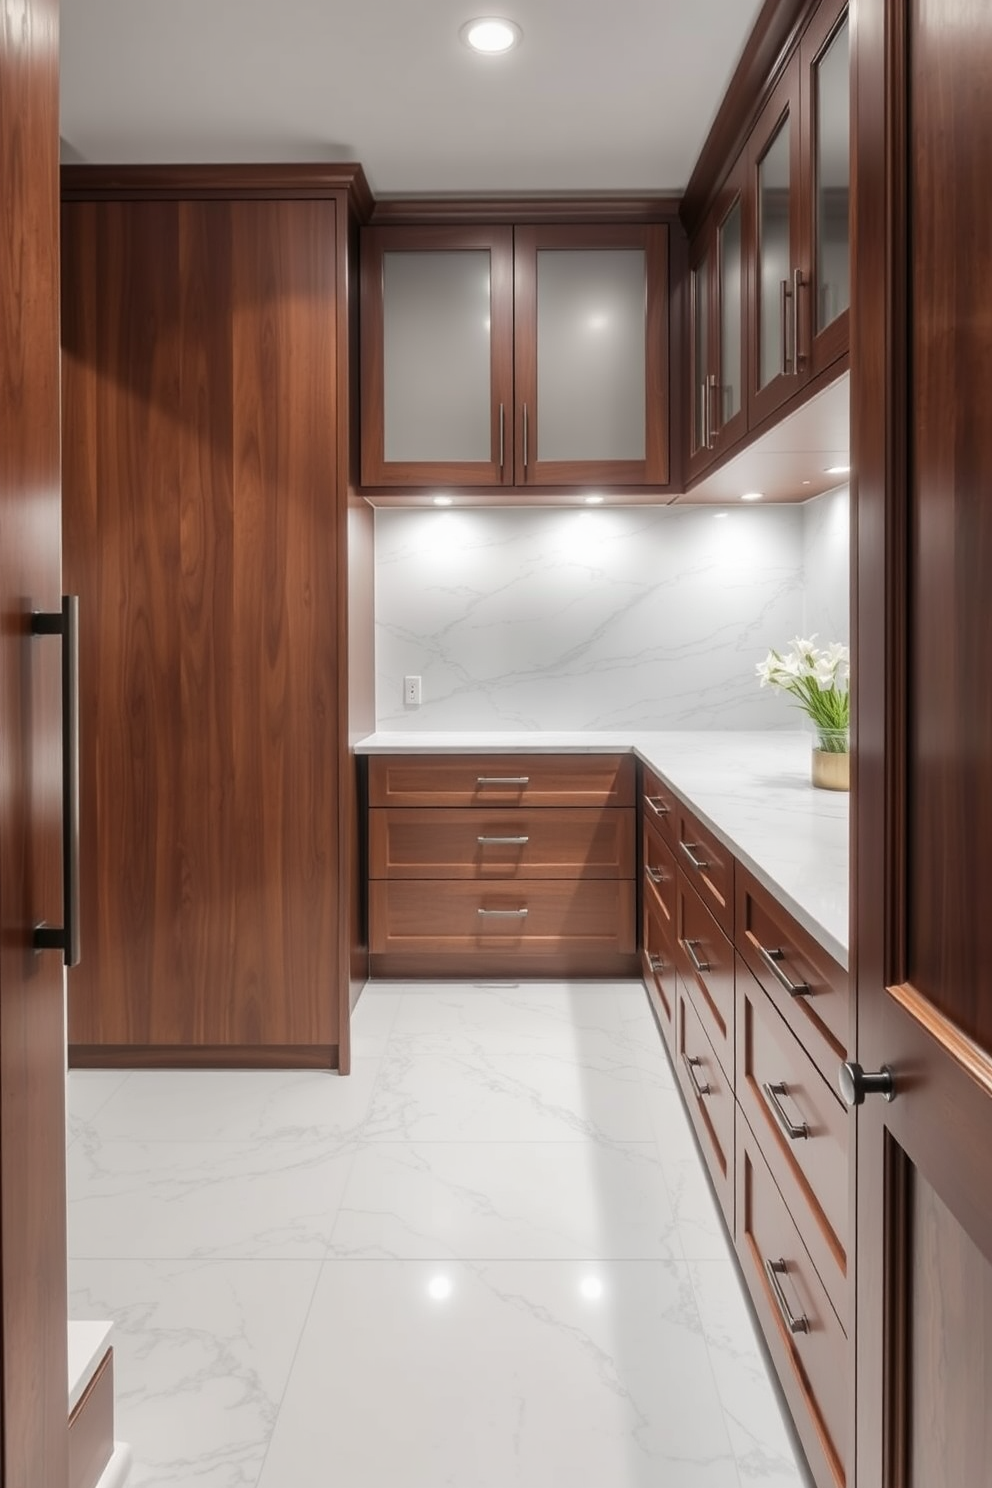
[736, 862, 849, 1078]
[675, 870, 734, 1080]
[736, 957, 850, 1331]
[369, 753, 635, 807]
[737, 1119, 850, 1488]
[673, 801, 733, 936]
[642, 815, 676, 924]
[676, 985, 734, 1230]
[369, 807, 635, 880]
[641, 893, 677, 1052]
[640, 764, 677, 847]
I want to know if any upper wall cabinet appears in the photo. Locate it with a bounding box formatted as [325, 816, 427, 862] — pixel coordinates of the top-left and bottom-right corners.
[749, 0, 849, 425]
[360, 222, 670, 491]
[688, 153, 749, 480]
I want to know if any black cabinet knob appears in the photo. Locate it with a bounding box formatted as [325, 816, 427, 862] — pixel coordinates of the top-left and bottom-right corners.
[838, 1061, 895, 1107]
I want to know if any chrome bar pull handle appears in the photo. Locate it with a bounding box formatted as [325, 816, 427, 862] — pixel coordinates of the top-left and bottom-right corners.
[645, 796, 670, 817]
[645, 865, 667, 885]
[707, 372, 718, 446]
[681, 1052, 711, 1099]
[681, 938, 711, 975]
[478, 907, 529, 919]
[793, 267, 805, 373]
[32, 595, 81, 967]
[477, 835, 530, 846]
[764, 1258, 810, 1335]
[780, 278, 791, 374]
[477, 775, 530, 786]
[762, 1081, 810, 1141]
[679, 841, 708, 872]
[700, 380, 708, 452]
[647, 952, 665, 974]
[755, 941, 810, 998]
[498, 402, 505, 469]
[522, 403, 529, 470]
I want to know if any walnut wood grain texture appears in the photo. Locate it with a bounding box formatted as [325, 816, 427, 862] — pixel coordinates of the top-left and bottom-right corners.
[369, 807, 635, 880]
[0, 0, 70, 1476]
[736, 959, 849, 1330]
[62, 194, 342, 1059]
[641, 816, 677, 926]
[641, 895, 678, 1055]
[672, 799, 735, 937]
[368, 753, 635, 809]
[68, 1349, 114, 1488]
[736, 1119, 849, 1488]
[675, 983, 735, 1228]
[675, 871, 736, 1080]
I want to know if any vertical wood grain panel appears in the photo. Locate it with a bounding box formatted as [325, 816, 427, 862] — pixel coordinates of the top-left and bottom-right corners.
[231, 200, 338, 1046]
[0, 0, 70, 1474]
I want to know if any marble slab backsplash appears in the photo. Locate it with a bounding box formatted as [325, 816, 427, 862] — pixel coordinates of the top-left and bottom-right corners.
[374, 493, 850, 731]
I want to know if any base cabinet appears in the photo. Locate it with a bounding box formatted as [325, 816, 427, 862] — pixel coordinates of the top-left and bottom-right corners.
[637, 758, 851, 1488]
[369, 754, 637, 977]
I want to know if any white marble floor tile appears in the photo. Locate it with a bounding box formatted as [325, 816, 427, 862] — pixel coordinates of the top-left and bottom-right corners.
[329, 1140, 682, 1261]
[665, 1157, 736, 1263]
[67, 1136, 358, 1260]
[66, 1070, 134, 1149]
[258, 1259, 741, 1488]
[689, 1260, 810, 1487]
[83, 1063, 382, 1144]
[388, 979, 635, 1042]
[349, 985, 402, 1058]
[365, 1042, 654, 1144]
[69, 1258, 320, 1488]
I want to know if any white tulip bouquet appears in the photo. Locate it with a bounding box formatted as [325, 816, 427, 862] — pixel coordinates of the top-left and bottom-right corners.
[756, 636, 850, 751]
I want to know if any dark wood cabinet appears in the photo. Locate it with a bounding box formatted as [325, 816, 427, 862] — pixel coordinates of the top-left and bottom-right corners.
[361, 222, 670, 491]
[60, 168, 372, 1071]
[688, 154, 749, 479]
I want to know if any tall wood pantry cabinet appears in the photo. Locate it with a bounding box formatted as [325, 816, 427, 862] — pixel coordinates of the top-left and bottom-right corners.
[60, 166, 374, 1072]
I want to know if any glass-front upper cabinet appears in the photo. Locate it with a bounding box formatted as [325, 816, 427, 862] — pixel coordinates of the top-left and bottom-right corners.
[360, 226, 514, 487]
[805, 0, 850, 374]
[689, 238, 712, 470]
[513, 224, 670, 487]
[687, 155, 747, 479]
[749, 64, 804, 426]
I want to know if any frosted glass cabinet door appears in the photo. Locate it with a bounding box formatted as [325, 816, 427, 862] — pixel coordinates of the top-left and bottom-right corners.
[690, 241, 712, 464]
[748, 61, 803, 426]
[804, 0, 850, 377]
[513, 224, 669, 487]
[360, 226, 513, 487]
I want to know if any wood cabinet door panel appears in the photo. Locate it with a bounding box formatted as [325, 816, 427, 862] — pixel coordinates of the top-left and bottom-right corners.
[675, 983, 735, 1229]
[673, 800, 734, 936]
[369, 807, 634, 879]
[737, 1117, 849, 1488]
[737, 959, 849, 1329]
[642, 894, 678, 1054]
[641, 765, 678, 849]
[676, 871, 735, 1077]
[642, 815, 677, 926]
[369, 753, 635, 808]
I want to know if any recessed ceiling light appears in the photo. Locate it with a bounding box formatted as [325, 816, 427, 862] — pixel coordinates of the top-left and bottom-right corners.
[741, 491, 764, 502]
[825, 464, 851, 475]
[433, 495, 453, 506]
[460, 17, 522, 54]
[713, 512, 728, 519]
[584, 494, 604, 505]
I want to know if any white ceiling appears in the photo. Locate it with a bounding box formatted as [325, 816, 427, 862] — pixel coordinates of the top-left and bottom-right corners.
[59, 0, 766, 197]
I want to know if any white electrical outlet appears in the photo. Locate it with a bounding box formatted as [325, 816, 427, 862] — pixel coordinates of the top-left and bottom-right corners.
[404, 675, 422, 706]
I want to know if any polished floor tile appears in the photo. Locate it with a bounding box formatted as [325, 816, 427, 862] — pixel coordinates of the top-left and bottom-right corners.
[66, 980, 807, 1486]
[257, 1259, 740, 1488]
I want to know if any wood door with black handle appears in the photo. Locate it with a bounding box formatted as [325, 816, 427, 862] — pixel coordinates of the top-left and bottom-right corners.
[61, 193, 342, 1066]
[853, 4, 992, 1483]
[0, 0, 70, 1476]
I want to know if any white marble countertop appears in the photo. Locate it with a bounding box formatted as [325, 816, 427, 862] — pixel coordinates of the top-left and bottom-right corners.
[356, 730, 849, 968]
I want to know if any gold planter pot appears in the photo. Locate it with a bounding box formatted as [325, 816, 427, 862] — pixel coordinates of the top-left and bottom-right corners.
[811, 731, 850, 791]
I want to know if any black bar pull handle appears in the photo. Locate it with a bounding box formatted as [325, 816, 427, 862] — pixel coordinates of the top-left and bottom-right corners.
[31, 596, 81, 967]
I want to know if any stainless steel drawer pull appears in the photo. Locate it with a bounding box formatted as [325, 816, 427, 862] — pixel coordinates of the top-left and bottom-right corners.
[645, 865, 667, 884]
[477, 776, 530, 786]
[756, 941, 811, 998]
[477, 907, 529, 918]
[679, 841, 709, 872]
[681, 1052, 711, 1099]
[477, 835, 530, 845]
[648, 952, 665, 974]
[681, 937, 711, 975]
[762, 1081, 810, 1141]
[645, 795, 670, 816]
[764, 1257, 810, 1335]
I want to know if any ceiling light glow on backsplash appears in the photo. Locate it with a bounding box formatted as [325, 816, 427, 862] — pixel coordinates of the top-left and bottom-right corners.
[433, 495, 453, 506]
[460, 17, 522, 54]
[825, 464, 851, 475]
[741, 491, 764, 501]
[584, 494, 604, 505]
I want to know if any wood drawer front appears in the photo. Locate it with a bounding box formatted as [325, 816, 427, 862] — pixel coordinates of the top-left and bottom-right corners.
[736, 863, 849, 1077]
[676, 982, 734, 1231]
[737, 960, 849, 1331]
[642, 893, 678, 1053]
[642, 815, 676, 926]
[370, 879, 636, 957]
[368, 753, 635, 808]
[370, 807, 634, 880]
[69, 1348, 115, 1488]
[737, 1121, 850, 1488]
[676, 870, 735, 1080]
[674, 802, 734, 936]
[641, 765, 677, 848]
